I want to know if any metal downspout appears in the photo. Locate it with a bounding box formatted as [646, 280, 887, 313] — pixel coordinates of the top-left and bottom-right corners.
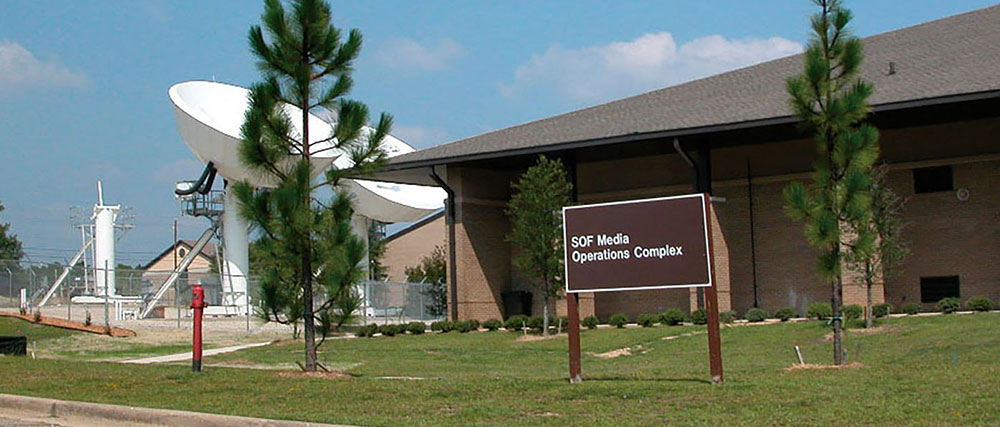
[429, 166, 458, 321]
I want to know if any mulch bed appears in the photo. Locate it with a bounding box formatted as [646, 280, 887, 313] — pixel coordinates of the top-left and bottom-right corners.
[0, 312, 136, 337]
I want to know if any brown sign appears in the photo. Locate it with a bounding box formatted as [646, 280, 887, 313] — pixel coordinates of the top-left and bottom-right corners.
[562, 193, 712, 293]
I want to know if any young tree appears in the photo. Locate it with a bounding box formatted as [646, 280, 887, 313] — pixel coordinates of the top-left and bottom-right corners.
[405, 244, 447, 316]
[506, 155, 571, 336]
[846, 164, 909, 328]
[235, 0, 392, 371]
[783, 0, 879, 365]
[368, 221, 388, 281]
[0, 200, 24, 267]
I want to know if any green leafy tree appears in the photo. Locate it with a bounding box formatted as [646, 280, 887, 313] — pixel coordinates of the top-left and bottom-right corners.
[368, 221, 388, 281]
[505, 155, 571, 336]
[405, 244, 447, 316]
[235, 0, 392, 371]
[0, 201, 24, 267]
[783, 0, 879, 365]
[846, 163, 909, 327]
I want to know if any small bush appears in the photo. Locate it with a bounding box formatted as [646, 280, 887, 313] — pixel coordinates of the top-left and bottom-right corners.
[775, 307, 796, 321]
[84, 311, 92, 327]
[582, 315, 599, 329]
[482, 319, 502, 331]
[965, 296, 994, 312]
[467, 319, 480, 331]
[32, 310, 42, 323]
[745, 308, 769, 323]
[636, 313, 658, 327]
[873, 303, 892, 318]
[526, 316, 546, 331]
[455, 320, 477, 333]
[659, 309, 686, 326]
[806, 302, 832, 320]
[406, 322, 426, 335]
[557, 316, 569, 331]
[379, 324, 403, 337]
[720, 311, 738, 324]
[430, 320, 454, 332]
[690, 309, 707, 325]
[504, 315, 529, 331]
[901, 302, 920, 315]
[356, 323, 379, 338]
[609, 313, 629, 328]
[843, 304, 863, 321]
[937, 297, 961, 314]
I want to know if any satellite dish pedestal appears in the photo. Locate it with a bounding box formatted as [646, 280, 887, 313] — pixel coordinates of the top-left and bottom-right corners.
[221, 184, 249, 312]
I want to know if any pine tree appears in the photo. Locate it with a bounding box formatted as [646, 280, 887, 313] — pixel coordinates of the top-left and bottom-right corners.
[783, 0, 879, 365]
[506, 155, 571, 336]
[235, 0, 392, 371]
[0, 200, 24, 267]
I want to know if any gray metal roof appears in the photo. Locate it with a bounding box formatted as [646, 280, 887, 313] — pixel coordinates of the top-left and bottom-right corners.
[389, 4, 1000, 168]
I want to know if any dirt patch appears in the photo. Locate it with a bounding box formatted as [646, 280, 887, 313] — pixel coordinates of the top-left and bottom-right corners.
[590, 347, 632, 359]
[528, 411, 561, 418]
[516, 333, 565, 342]
[0, 312, 135, 337]
[276, 370, 353, 380]
[662, 331, 704, 341]
[822, 325, 902, 341]
[783, 362, 865, 371]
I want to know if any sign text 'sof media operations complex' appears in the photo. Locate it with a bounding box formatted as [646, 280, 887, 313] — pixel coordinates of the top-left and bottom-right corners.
[562, 194, 712, 293]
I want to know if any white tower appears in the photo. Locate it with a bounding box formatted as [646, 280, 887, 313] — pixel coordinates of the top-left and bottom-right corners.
[92, 181, 120, 296]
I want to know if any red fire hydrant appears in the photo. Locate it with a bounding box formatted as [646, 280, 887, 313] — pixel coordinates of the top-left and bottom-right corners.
[191, 285, 207, 372]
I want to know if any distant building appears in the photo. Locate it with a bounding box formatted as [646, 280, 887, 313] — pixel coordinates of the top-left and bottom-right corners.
[141, 240, 218, 316]
[368, 6, 1000, 321]
[382, 210, 445, 283]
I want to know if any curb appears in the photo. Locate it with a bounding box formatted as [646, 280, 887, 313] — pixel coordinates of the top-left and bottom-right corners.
[0, 393, 348, 426]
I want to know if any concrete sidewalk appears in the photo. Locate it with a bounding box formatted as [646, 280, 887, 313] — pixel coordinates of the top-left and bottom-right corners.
[121, 341, 273, 364]
[0, 394, 347, 427]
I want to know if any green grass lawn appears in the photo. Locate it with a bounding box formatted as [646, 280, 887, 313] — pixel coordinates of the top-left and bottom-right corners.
[1, 314, 998, 425]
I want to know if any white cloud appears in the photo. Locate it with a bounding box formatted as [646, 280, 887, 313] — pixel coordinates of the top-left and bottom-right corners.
[392, 125, 450, 149]
[501, 32, 802, 103]
[375, 38, 463, 71]
[0, 40, 88, 92]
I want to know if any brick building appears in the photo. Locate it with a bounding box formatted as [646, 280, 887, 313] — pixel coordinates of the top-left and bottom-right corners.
[368, 6, 1000, 321]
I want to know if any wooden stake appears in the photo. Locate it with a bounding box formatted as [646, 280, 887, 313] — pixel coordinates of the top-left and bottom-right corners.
[704, 194, 724, 384]
[567, 292, 582, 383]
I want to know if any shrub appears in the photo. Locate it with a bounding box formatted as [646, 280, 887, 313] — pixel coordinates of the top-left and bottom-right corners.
[745, 308, 769, 323]
[482, 319, 502, 331]
[526, 316, 546, 331]
[504, 315, 529, 331]
[456, 320, 477, 333]
[467, 319, 480, 331]
[659, 309, 686, 326]
[582, 315, 599, 329]
[609, 313, 629, 328]
[636, 313, 658, 327]
[355, 323, 379, 338]
[430, 320, 454, 332]
[406, 322, 426, 335]
[937, 297, 961, 314]
[720, 311, 738, 324]
[379, 324, 403, 337]
[690, 309, 707, 325]
[873, 303, 892, 318]
[775, 307, 796, 322]
[32, 310, 42, 323]
[965, 296, 994, 312]
[843, 304, 863, 321]
[901, 302, 920, 315]
[557, 316, 569, 331]
[806, 302, 832, 320]
[84, 311, 92, 327]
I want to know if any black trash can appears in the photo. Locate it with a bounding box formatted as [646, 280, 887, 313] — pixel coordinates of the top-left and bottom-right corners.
[501, 291, 532, 318]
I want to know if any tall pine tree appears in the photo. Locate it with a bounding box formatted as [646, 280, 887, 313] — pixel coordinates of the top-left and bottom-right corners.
[235, 0, 392, 371]
[783, 0, 879, 365]
[506, 155, 571, 336]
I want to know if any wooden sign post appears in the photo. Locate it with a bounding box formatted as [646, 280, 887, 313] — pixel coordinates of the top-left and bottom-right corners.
[563, 193, 723, 384]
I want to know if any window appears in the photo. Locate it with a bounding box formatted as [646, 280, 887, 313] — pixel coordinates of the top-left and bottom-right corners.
[920, 276, 960, 303]
[913, 165, 953, 194]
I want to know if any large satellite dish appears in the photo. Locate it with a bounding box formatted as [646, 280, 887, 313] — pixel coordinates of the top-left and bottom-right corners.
[168, 80, 445, 222]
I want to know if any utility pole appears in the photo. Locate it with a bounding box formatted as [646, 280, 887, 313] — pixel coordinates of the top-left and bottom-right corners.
[104, 260, 110, 333]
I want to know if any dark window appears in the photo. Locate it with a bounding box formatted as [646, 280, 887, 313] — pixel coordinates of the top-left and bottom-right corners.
[920, 276, 960, 303]
[913, 166, 953, 193]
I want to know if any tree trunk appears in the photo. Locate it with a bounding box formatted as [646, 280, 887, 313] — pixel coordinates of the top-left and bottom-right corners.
[865, 262, 874, 329]
[832, 274, 844, 365]
[303, 250, 317, 371]
[542, 296, 550, 336]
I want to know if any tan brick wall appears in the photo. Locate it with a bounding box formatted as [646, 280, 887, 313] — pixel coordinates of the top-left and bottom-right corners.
[382, 215, 446, 282]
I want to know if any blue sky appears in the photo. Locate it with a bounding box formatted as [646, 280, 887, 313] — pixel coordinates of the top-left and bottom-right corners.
[1, 0, 996, 266]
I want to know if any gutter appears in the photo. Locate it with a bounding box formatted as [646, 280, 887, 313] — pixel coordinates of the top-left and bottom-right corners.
[428, 165, 459, 321]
